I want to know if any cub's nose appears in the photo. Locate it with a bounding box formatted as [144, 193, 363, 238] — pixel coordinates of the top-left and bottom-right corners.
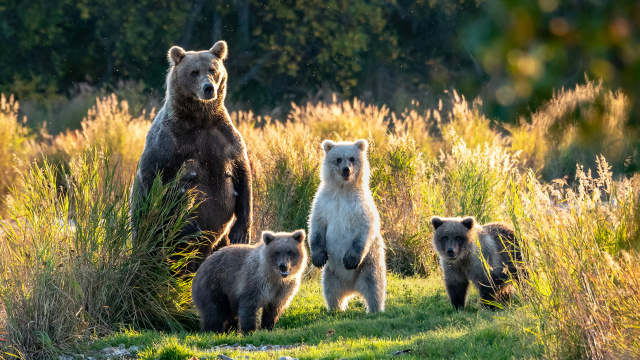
[203, 83, 214, 99]
[279, 263, 288, 272]
[446, 248, 455, 258]
[341, 167, 350, 176]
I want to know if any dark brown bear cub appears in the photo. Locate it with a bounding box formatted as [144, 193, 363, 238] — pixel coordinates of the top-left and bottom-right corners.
[192, 230, 308, 333]
[431, 216, 522, 309]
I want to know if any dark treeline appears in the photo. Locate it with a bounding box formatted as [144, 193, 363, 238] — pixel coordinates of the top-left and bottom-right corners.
[1, 0, 639, 122]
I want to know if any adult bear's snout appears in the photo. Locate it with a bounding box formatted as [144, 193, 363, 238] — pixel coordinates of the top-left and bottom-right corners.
[203, 82, 215, 99]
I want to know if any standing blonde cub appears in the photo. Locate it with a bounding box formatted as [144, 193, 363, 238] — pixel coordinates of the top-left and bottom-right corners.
[308, 139, 386, 312]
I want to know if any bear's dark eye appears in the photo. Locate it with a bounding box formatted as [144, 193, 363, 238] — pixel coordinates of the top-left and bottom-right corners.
[287, 251, 294, 257]
[456, 236, 463, 242]
[209, 68, 216, 74]
[442, 236, 448, 241]
[274, 252, 280, 257]
[349, 157, 355, 162]
[336, 158, 342, 164]
[191, 70, 199, 77]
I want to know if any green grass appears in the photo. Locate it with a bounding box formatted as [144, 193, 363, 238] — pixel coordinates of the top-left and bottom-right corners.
[87, 273, 542, 360]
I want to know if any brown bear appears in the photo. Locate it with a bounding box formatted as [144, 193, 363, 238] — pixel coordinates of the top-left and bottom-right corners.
[131, 40, 252, 272]
[431, 216, 522, 309]
[191, 230, 308, 333]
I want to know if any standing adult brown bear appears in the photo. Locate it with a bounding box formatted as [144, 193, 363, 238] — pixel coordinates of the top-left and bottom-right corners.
[131, 41, 252, 272]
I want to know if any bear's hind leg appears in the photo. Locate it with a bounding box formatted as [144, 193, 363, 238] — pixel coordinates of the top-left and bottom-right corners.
[322, 268, 352, 311]
[198, 301, 227, 332]
[354, 263, 386, 312]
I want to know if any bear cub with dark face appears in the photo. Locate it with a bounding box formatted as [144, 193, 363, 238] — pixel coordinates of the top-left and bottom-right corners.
[431, 216, 522, 309]
[192, 230, 307, 333]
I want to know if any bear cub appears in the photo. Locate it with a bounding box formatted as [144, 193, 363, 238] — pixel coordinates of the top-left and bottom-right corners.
[431, 216, 522, 309]
[309, 139, 386, 312]
[192, 230, 308, 333]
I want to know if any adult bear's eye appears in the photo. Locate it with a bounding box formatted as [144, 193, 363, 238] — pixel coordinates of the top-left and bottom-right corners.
[287, 251, 294, 257]
[442, 236, 448, 241]
[209, 68, 216, 74]
[336, 158, 342, 164]
[349, 157, 355, 162]
[191, 70, 199, 77]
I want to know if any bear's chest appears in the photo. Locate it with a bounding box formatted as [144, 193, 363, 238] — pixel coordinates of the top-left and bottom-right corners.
[176, 127, 239, 176]
[322, 193, 368, 257]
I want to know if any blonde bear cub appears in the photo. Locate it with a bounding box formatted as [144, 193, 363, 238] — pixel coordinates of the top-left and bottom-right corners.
[308, 139, 386, 312]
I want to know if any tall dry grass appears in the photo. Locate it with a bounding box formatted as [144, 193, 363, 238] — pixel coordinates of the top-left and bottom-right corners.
[509, 80, 637, 180]
[0, 78, 639, 358]
[0, 94, 31, 209]
[0, 149, 199, 359]
[509, 158, 640, 359]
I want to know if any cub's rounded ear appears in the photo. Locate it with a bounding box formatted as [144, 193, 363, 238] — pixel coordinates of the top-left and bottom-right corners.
[210, 40, 228, 60]
[322, 140, 335, 153]
[461, 217, 475, 230]
[262, 231, 276, 245]
[168, 46, 186, 66]
[292, 229, 306, 243]
[355, 139, 368, 152]
[431, 216, 443, 230]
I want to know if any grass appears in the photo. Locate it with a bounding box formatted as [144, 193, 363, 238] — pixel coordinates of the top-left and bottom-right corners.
[1, 78, 639, 359]
[87, 273, 542, 360]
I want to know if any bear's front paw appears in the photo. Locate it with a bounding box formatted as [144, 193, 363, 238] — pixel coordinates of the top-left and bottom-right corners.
[311, 250, 328, 268]
[179, 220, 202, 238]
[343, 251, 361, 270]
[229, 227, 249, 244]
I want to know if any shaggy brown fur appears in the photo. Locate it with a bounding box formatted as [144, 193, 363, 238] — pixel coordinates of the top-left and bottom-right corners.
[131, 41, 252, 272]
[191, 230, 308, 333]
[431, 216, 522, 309]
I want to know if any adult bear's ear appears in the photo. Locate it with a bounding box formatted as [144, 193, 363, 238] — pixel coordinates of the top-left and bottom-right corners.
[291, 229, 306, 243]
[168, 46, 186, 66]
[210, 40, 228, 60]
[355, 139, 368, 152]
[461, 217, 475, 230]
[322, 140, 335, 153]
[262, 231, 275, 245]
[431, 216, 443, 230]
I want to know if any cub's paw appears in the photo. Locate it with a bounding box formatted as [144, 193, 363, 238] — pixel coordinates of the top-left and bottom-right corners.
[343, 250, 361, 270]
[311, 250, 328, 268]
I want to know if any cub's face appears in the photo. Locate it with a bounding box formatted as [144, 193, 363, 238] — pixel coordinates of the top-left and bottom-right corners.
[168, 41, 228, 101]
[431, 216, 476, 261]
[321, 139, 368, 185]
[263, 230, 307, 278]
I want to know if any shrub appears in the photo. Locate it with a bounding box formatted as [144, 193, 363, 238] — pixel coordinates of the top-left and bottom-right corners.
[0, 149, 198, 359]
[512, 156, 640, 359]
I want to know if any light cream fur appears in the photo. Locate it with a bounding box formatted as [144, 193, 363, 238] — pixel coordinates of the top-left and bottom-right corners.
[308, 139, 386, 312]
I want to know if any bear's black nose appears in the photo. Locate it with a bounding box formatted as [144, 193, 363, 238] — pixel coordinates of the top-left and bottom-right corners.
[279, 263, 288, 272]
[446, 248, 455, 258]
[341, 167, 350, 175]
[203, 83, 214, 98]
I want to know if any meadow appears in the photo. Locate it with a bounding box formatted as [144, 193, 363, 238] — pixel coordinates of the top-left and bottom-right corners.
[0, 80, 639, 359]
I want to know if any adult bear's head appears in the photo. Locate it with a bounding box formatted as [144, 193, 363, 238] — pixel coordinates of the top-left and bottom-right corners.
[166, 41, 228, 104]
